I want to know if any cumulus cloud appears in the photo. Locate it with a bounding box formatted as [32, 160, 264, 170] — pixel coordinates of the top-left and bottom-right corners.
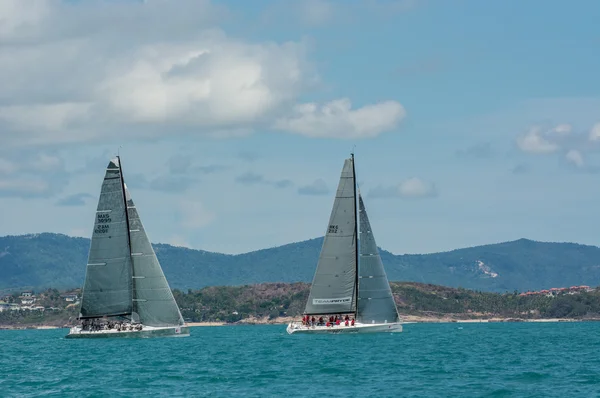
[0, 0, 405, 147]
[116, 154, 227, 193]
[515, 123, 600, 172]
[0, 153, 63, 174]
[589, 123, 600, 142]
[0, 158, 17, 175]
[550, 124, 572, 135]
[368, 177, 437, 199]
[168, 235, 192, 249]
[234, 172, 292, 189]
[149, 175, 197, 193]
[274, 98, 406, 139]
[565, 149, 585, 168]
[516, 127, 559, 154]
[124, 173, 198, 193]
[0, 179, 52, 197]
[56, 193, 94, 207]
[0, 152, 68, 198]
[179, 200, 216, 230]
[298, 0, 334, 26]
[167, 154, 227, 175]
[298, 179, 329, 195]
[0, 0, 50, 40]
[261, 0, 420, 28]
[68, 228, 88, 238]
[235, 172, 265, 185]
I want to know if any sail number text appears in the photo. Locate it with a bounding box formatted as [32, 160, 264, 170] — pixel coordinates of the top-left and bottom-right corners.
[95, 214, 112, 234]
[328, 225, 339, 234]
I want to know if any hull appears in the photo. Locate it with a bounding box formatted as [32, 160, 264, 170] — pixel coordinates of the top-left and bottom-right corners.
[286, 321, 403, 335]
[65, 325, 190, 339]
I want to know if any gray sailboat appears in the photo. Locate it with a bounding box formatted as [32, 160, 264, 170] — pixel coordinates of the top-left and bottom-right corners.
[287, 154, 402, 334]
[66, 157, 189, 338]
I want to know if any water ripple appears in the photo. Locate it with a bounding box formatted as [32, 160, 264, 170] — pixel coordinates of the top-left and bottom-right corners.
[1, 323, 600, 397]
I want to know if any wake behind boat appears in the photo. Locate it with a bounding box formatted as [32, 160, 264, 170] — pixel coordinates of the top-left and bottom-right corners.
[66, 157, 189, 339]
[66, 324, 188, 339]
[287, 154, 403, 335]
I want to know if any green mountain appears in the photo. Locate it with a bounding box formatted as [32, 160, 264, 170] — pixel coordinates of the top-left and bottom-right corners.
[1, 233, 599, 292]
[4, 282, 600, 327]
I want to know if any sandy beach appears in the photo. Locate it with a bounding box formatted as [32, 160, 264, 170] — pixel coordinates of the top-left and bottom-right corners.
[187, 322, 226, 327]
[186, 316, 591, 326]
[2, 316, 597, 330]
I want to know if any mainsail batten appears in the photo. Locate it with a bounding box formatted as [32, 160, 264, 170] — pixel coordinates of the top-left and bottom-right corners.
[304, 158, 357, 315]
[80, 158, 134, 319]
[357, 194, 399, 324]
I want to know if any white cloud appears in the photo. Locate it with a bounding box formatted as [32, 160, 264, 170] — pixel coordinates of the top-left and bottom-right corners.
[0, 152, 68, 197]
[97, 35, 309, 126]
[0, 0, 404, 147]
[274, 98, 406, 139]
[27, 154, 63, 172]
[299, 0, 334, 26]
[298, 178, 329, 195]
[168, 235, 192, 249]
[516, 127, 560, 153]
[565, 149, 584, 168]
[0, 153, 63, 174]
[0, 0, 50, 40]
[589, 123, 600, 142]
[516, 123, 600, 172]
[0, 103, 91, 134]
[179, 200, 216, 229]
[0, 179, 51, 196]
[397, 178, 437, 198]
[0, 158, 17, 174]
[260, 0, 420, 28]
[549, 124, 572, 135]
[368, 177, 437, 199]
[68, 228, 89, 238]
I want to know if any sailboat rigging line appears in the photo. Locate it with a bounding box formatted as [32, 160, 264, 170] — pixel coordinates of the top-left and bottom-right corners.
[351, 152, 359, 319]
[79, 312, 131, 320]
[116, 155, 136, 312]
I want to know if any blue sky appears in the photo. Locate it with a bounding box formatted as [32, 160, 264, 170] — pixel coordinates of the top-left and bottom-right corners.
[1, 0, 600, 254]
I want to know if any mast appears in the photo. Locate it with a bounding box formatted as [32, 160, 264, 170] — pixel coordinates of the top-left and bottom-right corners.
[303, 155, 358, 316]
[117, 155, 136, 315]
[351, 152, 359, 319]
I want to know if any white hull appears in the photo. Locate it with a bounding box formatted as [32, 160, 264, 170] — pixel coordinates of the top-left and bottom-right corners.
[65, 325, 190, 339]
[286, 321, 403, 335]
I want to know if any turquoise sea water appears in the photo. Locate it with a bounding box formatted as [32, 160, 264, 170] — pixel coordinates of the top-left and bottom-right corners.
[2, 323, 600, 397]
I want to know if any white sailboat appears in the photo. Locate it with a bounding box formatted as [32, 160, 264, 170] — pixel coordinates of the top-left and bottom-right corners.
[287, 154, 403, 334]
[66, 157, 190, 339]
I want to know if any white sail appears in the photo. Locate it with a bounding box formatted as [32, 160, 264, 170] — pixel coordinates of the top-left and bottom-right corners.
[125, 185, 185, 327]
[304, 156, 357, 315]
[80, 158, 133, 318]
[357, 194, 399, 324]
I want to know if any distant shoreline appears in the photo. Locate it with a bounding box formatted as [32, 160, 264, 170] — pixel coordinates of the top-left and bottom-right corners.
[2, 316, 598, 330]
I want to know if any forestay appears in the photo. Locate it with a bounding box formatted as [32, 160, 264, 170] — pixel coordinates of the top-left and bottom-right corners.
[80, 158, 133, 318]
[357, 194, 399, 324]
[125, 185, 184, 327]
[304, 157, 357, 315]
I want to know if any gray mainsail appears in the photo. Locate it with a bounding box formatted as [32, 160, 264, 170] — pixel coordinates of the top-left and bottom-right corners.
[80, 158, 133, 318]
[125, 185, 184, 327]
[304, 156, 358, 315]
[357, 194, 399, 324]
